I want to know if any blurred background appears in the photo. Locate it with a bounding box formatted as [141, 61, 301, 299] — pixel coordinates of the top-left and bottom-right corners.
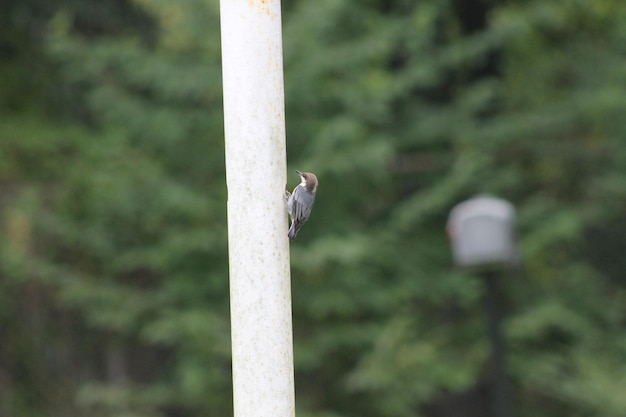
[1, 0, 626, 416]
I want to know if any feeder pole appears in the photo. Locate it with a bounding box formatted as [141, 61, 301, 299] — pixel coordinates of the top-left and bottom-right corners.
[220, 1, 295, 416]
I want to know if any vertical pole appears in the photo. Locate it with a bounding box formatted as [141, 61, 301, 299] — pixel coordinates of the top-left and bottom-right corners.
[220, 1, 295, 417]
[484, 271, 512, 417]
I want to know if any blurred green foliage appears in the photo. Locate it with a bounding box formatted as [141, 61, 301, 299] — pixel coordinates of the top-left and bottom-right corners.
[1, 0, 626, 416]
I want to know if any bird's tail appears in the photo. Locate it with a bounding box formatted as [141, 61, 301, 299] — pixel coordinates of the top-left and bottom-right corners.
[287, 222, 299, 240]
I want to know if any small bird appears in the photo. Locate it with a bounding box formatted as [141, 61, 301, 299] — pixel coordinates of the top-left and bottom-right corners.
[286, 170, 318, 239]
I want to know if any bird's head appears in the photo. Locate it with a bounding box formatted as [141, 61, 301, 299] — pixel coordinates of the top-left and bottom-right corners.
[296, 170, 318, 193]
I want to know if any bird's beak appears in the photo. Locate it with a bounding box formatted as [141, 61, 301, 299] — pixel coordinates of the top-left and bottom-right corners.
[295, 170, 303, 176]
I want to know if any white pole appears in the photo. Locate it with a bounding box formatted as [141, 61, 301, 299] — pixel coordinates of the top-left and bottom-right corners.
[219, 1, 295, 417]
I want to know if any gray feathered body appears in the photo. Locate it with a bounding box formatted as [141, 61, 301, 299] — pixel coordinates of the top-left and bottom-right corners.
[287, 184, 316, 239]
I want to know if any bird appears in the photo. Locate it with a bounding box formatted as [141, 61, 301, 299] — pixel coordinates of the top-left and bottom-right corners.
[286, 170, 318, 239]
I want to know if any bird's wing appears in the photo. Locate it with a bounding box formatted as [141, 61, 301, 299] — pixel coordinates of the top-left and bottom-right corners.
[292, 187, 314, 221]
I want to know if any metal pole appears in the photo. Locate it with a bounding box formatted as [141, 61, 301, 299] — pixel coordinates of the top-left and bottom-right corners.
[484, 271, 512, 417]
[220, 1, 295, 417]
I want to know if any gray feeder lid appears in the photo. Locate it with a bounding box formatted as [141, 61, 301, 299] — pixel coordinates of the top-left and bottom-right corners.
[447, 195, 518, 268]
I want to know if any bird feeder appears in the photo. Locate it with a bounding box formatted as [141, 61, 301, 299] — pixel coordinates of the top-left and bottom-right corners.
[447, 196, 518, 268]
